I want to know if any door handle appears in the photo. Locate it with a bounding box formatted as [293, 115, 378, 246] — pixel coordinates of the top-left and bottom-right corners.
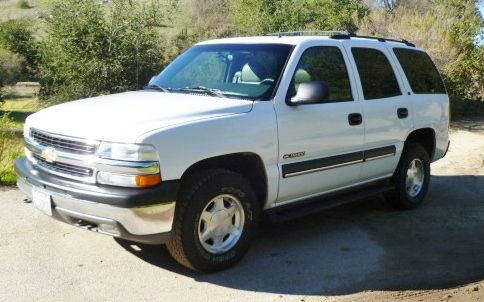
[348, 113, 362, 126]
[398, 108, 408, 119]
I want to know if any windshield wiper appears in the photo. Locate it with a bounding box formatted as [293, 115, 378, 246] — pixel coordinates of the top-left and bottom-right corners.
[144, 84, 171, 93]
[179, 86, 226, 98]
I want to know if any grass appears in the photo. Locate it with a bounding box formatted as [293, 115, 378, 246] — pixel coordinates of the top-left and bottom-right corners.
[1, 97, 38, 127]
[0, 97, 38, 185]
[1, 97, 40, 111]
[0, 0, 187, 22]
[0, 0, 52, 22]
[0, 135, 23, 184]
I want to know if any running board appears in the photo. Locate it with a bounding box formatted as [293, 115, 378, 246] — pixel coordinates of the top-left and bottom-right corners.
[267, 181, 395, 223]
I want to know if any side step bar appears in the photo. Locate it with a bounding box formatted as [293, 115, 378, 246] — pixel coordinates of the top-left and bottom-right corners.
[267, 181, 395, 223]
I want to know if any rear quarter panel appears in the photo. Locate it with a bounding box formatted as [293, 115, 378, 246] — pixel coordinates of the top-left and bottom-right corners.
[410, 93, 450, 161]
[385, 44, 450, 162]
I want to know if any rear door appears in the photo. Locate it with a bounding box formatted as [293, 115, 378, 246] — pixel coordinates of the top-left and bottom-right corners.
[274, 41, 365, 204]
[343, 42, 414, 181]
[390, 47, 449, 161]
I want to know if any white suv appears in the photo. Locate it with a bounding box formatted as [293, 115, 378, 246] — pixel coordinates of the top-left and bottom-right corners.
[16, 32, 450, 272]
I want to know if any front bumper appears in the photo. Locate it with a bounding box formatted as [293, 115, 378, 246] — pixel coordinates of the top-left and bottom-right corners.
[15, 157, 179, 244]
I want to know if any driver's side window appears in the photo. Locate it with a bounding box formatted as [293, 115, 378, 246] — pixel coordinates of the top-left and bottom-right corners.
[290, 46, 353, 102]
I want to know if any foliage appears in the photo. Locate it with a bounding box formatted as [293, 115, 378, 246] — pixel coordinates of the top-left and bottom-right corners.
[38, 0, 177, 103]
[160, 29, 198, 67]
[0, 87, 5, 103]
[187, 0, 235, 40]
[0, 113, 23, 184]
[0, 47, 25, 104]
[0, 47, 24, 86]
[231, 0, 370, 35]
[359, 0, 483, 116]
[0, 19, 39, 80]
[1, 0, 483, 118]
[18, 0, 32, 9]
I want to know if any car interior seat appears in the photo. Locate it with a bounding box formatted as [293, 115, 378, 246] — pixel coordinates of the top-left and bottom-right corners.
[233, 61, 268, 84]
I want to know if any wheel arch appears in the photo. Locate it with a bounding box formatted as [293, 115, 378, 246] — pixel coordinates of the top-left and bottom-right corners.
[180, 152, 268, 209]
[404, 128, 436, 159]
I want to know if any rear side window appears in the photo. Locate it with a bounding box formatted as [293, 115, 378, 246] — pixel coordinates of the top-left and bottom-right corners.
[393, 48, 446, 94]
[351, 48, 401, 100]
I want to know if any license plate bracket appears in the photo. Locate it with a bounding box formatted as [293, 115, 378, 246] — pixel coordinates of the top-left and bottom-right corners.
[32, 187, 52, 216]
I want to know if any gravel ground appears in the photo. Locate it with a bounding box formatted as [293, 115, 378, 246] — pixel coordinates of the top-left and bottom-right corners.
[0, 125, 483, 302]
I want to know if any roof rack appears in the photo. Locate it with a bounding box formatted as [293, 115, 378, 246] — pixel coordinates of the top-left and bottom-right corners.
[330, 33, 416, 47]
[264, 30, 415, 47]
[265, 30, 349, 37]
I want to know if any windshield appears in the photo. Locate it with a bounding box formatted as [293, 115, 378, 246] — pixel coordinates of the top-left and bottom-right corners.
[150, 44, 293, 100]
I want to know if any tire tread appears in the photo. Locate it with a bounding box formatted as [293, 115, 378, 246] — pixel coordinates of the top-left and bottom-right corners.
[167, 169, 245, 271]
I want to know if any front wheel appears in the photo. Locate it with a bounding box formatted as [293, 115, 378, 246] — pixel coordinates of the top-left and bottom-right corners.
[167, 169, 260, 272]
[385, 143, 431, 209]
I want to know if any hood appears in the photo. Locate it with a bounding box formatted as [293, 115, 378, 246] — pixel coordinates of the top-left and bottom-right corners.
[26, 91, 253, 143]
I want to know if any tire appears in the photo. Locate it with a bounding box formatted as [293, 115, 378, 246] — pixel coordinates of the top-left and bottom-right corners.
[167, 168, 260, 272]
[385, 142, 431, 210]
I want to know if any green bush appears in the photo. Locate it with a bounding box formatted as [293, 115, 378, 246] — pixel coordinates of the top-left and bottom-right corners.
[0, 48, 25, 86]
[0, 88, 6, 103]
[231, 0, 370, 35]
[18, 0, 32, 9]
[0, 114, 23, 184]
[0, 47, 24, 104]
[0, 19, 39, 81]
[38, 0, 176, 103]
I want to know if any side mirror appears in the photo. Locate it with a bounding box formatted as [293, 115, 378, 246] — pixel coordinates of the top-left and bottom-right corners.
[290, 81, 330, 105]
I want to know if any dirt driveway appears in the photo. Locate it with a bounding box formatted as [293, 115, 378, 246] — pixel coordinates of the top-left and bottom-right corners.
[0, 123, 483, 302]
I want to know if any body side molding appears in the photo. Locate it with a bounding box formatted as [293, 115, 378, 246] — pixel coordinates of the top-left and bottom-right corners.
[282, 145, 396, 178]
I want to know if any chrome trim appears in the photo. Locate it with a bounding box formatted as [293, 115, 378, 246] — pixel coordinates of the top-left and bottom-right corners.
[284, 159, 364, 178]
[364, 153, 396, 161]
[18, 177, 176, 236]
[27, 139, 159, 173]
[33, 157, 97, 183]
[30, 127, 99, 148]
[25, 136, 160, 183]
[33, 153, 93, 176]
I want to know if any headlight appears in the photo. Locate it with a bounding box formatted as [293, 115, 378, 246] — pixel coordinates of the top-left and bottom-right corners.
[97, 142, 158, 162]
[23, 124, 30, 139]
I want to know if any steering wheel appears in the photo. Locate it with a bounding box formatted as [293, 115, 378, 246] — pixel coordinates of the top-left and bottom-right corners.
[259, 78, 275, 85]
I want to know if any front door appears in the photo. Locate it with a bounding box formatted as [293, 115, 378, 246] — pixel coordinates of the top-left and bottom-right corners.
[274, 42, 365, 204]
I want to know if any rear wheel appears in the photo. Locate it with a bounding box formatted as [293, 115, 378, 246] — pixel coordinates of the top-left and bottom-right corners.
[386, 143, 431, 209]
[167, 169, 260, 272]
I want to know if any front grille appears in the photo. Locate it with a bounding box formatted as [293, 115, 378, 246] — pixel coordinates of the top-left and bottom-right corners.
[33, 154, 93, 177]
[30, 129, 97, 155]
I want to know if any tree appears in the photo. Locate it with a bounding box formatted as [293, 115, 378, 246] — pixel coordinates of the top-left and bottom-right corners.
[38, 0, 178, 103]
[230, 0, 370, 35]
[0, 19, 39, 80]
[359, 0, 483, 114]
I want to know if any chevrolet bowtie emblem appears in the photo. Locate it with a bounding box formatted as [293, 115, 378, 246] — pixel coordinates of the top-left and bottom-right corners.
[41, 147, 57, 163]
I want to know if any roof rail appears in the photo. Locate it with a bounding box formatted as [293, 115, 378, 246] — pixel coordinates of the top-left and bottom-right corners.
[265, 30, 349, 37]
[330, 33, 416, 47]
